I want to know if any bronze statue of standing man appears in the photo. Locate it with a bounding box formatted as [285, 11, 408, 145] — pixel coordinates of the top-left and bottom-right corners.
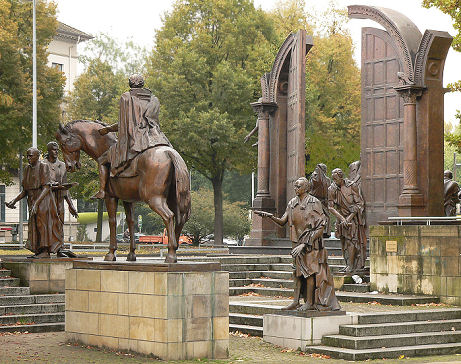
[328, 168, 367, 272]
[255, 177, 340, 311]
[6, 148, 62, 258]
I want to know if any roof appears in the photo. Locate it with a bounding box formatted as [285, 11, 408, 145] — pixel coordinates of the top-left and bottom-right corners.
[55, 21, 93, 42]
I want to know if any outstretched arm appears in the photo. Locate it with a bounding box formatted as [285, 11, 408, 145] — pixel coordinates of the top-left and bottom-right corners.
[254, 209, 288, 227]
[64, 192, 78, 218]
[5, 190, 27, 209]
[244, 120, 259, 143]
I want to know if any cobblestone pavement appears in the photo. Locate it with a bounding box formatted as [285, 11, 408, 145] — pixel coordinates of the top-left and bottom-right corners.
[1, 331, 460, 364]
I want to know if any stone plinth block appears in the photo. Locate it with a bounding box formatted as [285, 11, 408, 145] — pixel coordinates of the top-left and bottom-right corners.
[2, 257, 89, 294]
[263, 311, 354, 349]
[370, 224, 461, 305]
[65, 260, 229, 360]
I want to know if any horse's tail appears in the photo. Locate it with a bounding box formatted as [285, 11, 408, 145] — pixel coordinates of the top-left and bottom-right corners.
[166, 149, 191, 226]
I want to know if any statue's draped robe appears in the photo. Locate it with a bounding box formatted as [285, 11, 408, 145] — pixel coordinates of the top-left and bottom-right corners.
[44, 158, 68, 237]
[109, 88, 171, 176]
[328, 180, 367, 270]
[310, 165, 331, 236]
[287, 195, 340, 311]
[23, 161, 62, 254]
[444, 177, 460, 216]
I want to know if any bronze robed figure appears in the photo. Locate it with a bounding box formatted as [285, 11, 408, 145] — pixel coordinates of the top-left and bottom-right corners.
[328, 168, 367, 273]
[6, 148, 67, 258]
[443, 170, 459, 216]
[56, 75, 191, 263]
[255, 177, 340, 312]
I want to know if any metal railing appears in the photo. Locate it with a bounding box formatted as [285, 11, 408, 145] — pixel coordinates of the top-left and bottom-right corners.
[388, 216, 461, 226]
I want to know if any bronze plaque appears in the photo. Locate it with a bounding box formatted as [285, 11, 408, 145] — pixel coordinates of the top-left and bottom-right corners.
[361, 28, 404, 225]
[385, 240, 398, 253]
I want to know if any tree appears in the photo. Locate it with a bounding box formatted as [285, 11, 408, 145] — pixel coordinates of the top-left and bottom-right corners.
[147, 0, 277, 245]
[269, 1, 361, 174]
[183, 188, 250, 245]
[0, 0, 64, 183]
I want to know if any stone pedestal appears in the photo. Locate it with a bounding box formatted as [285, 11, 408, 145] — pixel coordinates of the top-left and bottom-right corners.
[263, 311, 352, 350]
[2, 257, 88, 294]
[370, 224, 461, 305]
[65, 260, 229, 360]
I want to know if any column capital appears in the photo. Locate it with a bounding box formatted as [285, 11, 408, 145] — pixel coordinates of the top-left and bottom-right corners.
[250, 100, 278, 116]
[394, 85, 424, 104]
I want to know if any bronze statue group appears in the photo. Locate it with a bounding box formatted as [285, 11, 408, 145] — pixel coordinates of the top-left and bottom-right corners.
[255, 162, 367, 312]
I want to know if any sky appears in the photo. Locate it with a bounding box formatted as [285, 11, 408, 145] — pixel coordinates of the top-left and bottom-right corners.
[55, 0, 460, 124]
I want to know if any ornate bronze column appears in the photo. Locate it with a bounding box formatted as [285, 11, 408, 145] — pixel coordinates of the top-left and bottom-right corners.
[245, 100, 277, 246]
[252, 100, 277, 197]
[395, 85, 424, 215]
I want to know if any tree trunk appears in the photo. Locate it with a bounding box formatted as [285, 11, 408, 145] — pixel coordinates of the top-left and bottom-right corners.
[211, 177, 223, 246]
[96, 199, 104, 242]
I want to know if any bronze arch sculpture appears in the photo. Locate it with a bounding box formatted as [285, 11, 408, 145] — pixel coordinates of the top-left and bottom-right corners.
[56, 120, 191, 263]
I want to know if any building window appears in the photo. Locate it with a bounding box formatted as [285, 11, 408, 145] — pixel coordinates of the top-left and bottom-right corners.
[0, 185, 4, 222]
[52, 62, 63, 72]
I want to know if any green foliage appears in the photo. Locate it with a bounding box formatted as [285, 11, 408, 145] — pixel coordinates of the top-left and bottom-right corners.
[146, 0, 277, 243]
[183, 188, 250, 245]
[134, 203, 164, 234]
[0, 0, 64, 183]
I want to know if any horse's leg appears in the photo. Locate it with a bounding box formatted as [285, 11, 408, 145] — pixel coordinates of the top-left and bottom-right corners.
[147, 196, 176, 263]
[123, 201, 136, 261]
[104, 196, 118, 261]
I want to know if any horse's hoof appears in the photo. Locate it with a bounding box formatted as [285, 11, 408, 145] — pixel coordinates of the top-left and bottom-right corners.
[164, 254, 177, 263]
[104, 253, 116, 261]
[126, 252, 136, 262]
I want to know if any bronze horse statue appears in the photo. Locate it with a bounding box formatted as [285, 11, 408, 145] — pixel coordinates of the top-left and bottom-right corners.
[56, 120, 191, 263]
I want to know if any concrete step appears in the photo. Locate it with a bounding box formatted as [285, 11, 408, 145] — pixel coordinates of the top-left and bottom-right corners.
[342, 284, 370, 293]
[340, 318, 461, 337]
[0, 312, 64, 326]
[229, 313, 263, 327]
[0, 303, 65, 315]
[305, 342, 461, 361]
[0, 269, 11, 278]
[356, 309, 461, 325]
[0, 322, 65, 333]
[230, 286, 439, 305]
[229, 271, 267, 279]
[257, 271, 292, 280]
[181, 256, 289, 265]
[229, 323, 263, 337]
[0, 294, 65, 306]
[229, 302, 285, 315]
[336, 291, 439, 306]
[0, 277, 20, 287]
[230, 286, 292, 297]
[222, 263, 294, 272]
[0, 287, 30, 296]
[230, 278, 293, 289]
[322, 330, 461, 350]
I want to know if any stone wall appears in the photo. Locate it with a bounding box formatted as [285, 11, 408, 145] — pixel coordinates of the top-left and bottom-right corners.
[370, 225, 461, 305]
[65, 262, 229, 360]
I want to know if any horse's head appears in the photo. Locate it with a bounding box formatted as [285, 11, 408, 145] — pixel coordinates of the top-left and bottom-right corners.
[56, 123, 82, 172]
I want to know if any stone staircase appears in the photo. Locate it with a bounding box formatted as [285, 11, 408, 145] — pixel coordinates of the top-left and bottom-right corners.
[178, 253, 440, 338]
[0, 263, 65, 333]
[306, 309, 461, 360]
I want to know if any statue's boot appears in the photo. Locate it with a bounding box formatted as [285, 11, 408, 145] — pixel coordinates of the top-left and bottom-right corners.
[33, 250, 50, 259]
[91, 163, 108, 199]
[298, 302, 315, 311]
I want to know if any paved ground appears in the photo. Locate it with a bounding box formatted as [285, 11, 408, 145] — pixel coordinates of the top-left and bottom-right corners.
[1, 331, 460, 364]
